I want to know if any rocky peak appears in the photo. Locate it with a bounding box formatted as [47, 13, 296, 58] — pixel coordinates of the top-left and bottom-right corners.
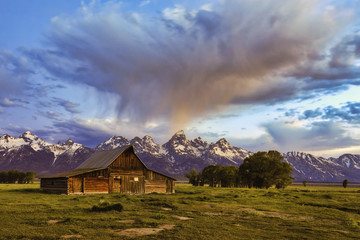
[0, 134, 13, 141]
[333, 154, 360, 169]
[96, 136, 130, 151]
[216, 138, 230, 146]
[65, 139, 74, 145]
[131, 136, 142, 143]
[191, 137, 209, 149]
[19, 131, 39, 142]
[143, 135, 154, 142]
[168, 130, 188, 145]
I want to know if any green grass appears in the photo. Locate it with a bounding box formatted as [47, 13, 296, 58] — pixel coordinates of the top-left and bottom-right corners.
[0, 183, 360, 239]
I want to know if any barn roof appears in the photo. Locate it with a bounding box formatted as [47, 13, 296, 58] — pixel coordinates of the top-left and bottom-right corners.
[39, 168, 104, 178]
[76, 145, 148, 169]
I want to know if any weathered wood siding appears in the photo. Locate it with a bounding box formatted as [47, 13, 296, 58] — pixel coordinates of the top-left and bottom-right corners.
[108, 148, 146, 194]
[84, 177, 108, 193]
[144, 170, 175, 194]
[109, 148, 145, 171]
[68, 169, 109, 194]
[40, 178, 68, 194]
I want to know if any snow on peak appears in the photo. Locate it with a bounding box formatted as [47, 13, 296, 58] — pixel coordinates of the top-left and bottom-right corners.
[96, 136, 130, 150]
[174, 130, 185, 136]
[65, 139, 74, 145]
[143, 135, 154, 142]
[20, 131, 39, 141]
[216, 138, 230, 146]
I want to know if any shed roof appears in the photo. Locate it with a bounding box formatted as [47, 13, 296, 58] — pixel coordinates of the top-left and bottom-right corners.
[39, 168, 104, 178]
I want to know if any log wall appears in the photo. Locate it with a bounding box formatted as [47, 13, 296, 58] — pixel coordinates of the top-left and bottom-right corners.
[40, 178, 68, 194]
[144, 170, 175, 194]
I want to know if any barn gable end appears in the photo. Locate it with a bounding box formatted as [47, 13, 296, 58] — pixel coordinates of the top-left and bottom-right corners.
[40, 145, 175, 195]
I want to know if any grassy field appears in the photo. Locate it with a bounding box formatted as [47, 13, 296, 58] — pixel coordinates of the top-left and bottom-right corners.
[0, 183, 360, 239]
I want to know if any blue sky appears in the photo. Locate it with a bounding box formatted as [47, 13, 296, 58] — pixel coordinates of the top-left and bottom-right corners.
[0, 0, 360, 157]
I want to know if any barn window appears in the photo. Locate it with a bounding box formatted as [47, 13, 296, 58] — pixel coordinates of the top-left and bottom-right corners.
[134, 177, 139, 182]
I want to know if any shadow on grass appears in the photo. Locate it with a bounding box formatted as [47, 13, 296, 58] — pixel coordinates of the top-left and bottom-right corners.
[299, 202, 360, 214]
[8, 188, 43, 194]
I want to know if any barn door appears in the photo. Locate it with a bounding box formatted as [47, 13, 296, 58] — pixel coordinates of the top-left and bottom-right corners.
[73, 177, 83, 193]
[112, 177, 121, 193]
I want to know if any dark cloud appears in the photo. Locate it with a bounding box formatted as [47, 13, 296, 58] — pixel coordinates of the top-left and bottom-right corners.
[322, 102, 360, 123]
[37, 111, 60, 120]
[263, 121, 360, 152]
[284, 109, 299, 117]
[51, 120, 111, 147]
[329, 33, 360, 69]
[299, 108, 322, 120]
[22, 1, 358, 130]
[0, 51, 31, 98]
[298, 102, 360, 124]
[290, 29, 360, 87]
[52, 97, 81, 114]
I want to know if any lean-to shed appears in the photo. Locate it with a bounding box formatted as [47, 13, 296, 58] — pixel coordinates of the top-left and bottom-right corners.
[40, 145, 175, 194]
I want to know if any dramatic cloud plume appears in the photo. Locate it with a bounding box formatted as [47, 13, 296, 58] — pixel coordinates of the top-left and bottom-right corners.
[25, 0, 358, 130]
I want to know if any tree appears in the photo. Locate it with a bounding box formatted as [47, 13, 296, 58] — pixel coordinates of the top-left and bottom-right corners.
[202, 165, 218, 187]
[25, 171, 37, 184]
[17, 171, 26, 184]
[219, 166, 238, 187]
[343, 179, 348, 188]
[302, 180, 307, 187]
[0, 171, 8, 183]
[185, 169, 199, 186]
[238, 150, 293, 189]
[7, 170, 23, 183]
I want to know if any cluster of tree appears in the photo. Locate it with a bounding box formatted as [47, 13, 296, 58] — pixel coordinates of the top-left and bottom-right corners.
[0, 170, 36, 184]
[185, 150, 293, 189]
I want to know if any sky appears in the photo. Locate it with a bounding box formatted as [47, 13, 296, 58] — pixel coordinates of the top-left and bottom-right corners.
[0, 0, 360, 157]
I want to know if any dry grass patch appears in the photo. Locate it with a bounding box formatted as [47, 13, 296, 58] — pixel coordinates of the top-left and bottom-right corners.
[117, 219, 135, 224]
[47, 219, 66, 224]
[61, 235, 83, 239]
[174, 215, 193, 220]
[115, 224, 175, 237]
[161, 207, 172, 211]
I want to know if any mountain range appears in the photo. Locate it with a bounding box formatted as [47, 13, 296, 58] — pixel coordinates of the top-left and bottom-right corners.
[0, 130, 360, 182]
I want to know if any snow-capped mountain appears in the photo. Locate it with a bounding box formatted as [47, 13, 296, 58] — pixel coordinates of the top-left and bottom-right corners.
[282, 152, 360, 182]
[95, 130, 251, 177]
[329, 154, 360, 171]
[1, 130, 360, 182]
[0, 132, 94, 174]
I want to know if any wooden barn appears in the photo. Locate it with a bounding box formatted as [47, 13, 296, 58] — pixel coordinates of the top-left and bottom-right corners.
[40, 145, 175, 194]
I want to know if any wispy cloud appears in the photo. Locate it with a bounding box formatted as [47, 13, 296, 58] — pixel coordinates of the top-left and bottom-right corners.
[52, 97, 81, 114]
[0, 98, 26, 108]
[263, 121, 360, 152]
[140, 0, 151, 7]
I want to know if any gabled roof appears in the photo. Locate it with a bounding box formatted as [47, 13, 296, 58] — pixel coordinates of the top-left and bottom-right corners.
[76, 145, 147, 169]
[39, 168, 104, 178]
